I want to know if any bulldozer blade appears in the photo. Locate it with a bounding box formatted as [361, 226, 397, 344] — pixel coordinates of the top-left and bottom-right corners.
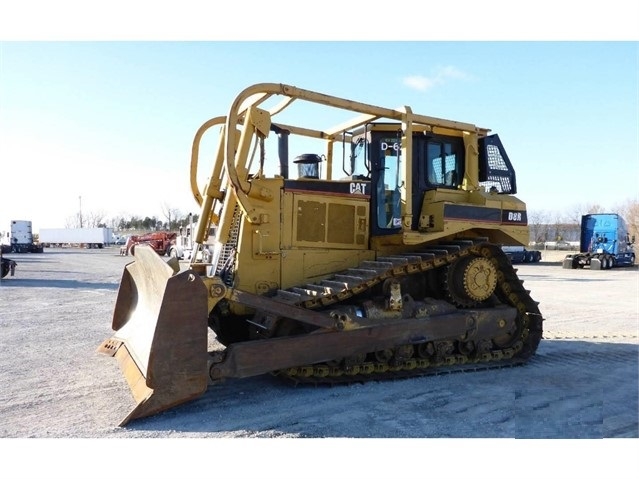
[97, 245, 209, 426]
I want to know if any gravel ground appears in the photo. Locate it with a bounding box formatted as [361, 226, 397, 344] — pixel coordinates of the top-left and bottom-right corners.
[0, 247, 637, 478]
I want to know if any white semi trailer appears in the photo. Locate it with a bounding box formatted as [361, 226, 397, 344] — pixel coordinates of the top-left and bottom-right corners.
[1, 220, 44, 253]
[39, 228, 114, 249]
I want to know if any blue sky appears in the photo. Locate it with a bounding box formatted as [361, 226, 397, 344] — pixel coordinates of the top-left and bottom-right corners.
[1, 7, 638, 233]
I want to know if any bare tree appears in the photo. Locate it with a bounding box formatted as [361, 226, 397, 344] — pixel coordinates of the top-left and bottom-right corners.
[64, 210, 106, 228]
[567, 204, 585, 226]
[64, 213, 81, 228]
[566, 202, 607, 225]
[550, 211, 567, 241]
[84, 210, 107, 228]
[615, 198, 639, 241]
[528, 209, 552, 244]
[586, 203, 606, 214]
[161, 203, 181, 230]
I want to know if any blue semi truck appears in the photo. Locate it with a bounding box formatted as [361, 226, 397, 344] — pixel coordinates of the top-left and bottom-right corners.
[562, 213, 635, 270]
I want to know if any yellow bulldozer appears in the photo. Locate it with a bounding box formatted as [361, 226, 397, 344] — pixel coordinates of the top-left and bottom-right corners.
[98, 83, 543, 426]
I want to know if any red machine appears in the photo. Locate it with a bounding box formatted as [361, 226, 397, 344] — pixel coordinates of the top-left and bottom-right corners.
[124, 232, 177, 256]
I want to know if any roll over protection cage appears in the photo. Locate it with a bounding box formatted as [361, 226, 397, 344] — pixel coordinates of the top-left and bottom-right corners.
[188, 83, 492, 264]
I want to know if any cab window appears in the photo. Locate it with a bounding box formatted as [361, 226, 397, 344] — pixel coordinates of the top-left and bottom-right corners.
[426, 141, 460, 188]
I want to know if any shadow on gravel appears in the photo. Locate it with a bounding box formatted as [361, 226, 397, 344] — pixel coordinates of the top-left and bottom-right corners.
[40, 250, 117, 255]
[1, 278, 118, 290]
[5, 250, 123, 258]
[116, 340, 638, 439]
[0, 255, 57, 264]
[527, 261, 638, 270]
[517, 275, 616, 282]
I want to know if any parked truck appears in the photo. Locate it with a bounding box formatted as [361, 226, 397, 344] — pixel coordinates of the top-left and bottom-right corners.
[1, 220, 44, 253]
[167, 214, 214, 262]
[501, 245, 542, 264]
[1, 254, 17, 278]
[562, 213, 635, 270]
[39, 227, 114, 249]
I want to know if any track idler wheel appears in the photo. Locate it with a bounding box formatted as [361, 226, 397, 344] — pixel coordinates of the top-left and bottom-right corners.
[445, 255, 498, 307]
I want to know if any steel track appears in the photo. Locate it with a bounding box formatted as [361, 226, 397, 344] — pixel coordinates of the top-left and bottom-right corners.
[269, 240, 544, 384]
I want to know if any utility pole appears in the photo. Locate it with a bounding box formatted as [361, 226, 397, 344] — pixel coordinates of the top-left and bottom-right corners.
[79, 196, 83, 228]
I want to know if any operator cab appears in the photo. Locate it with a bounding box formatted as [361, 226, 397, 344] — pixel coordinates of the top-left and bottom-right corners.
[349, 124, 466, 235]
[348, 123, 517, 235]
